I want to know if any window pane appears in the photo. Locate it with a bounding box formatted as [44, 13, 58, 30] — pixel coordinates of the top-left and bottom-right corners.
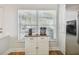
[38, 10, 56, 26]
[18, 10, 57, 41]
[18, 10, 37, 26]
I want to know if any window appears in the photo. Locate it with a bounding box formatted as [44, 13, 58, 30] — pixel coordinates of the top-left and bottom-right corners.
[18, 10, 57, 41]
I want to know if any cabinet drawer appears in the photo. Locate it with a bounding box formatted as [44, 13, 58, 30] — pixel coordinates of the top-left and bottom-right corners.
[37, 37, 49, 43]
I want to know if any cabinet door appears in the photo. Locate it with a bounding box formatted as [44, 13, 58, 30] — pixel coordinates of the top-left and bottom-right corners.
[37, 37, 49, 55]
[25, 37, 37, 55]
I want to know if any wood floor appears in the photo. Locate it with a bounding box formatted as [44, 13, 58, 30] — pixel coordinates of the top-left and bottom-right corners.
[8, 50, 63, 55]
[49, 50, 63, 55]
[8, 52, 25, 55]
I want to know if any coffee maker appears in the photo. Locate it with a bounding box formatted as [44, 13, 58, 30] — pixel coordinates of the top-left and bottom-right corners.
[40, 27, 46, 36]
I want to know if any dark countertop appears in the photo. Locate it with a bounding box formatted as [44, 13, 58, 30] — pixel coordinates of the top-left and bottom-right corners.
[24, 34, 49, 37]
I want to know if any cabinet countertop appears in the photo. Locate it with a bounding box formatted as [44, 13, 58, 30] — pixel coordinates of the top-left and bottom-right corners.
[24, 34, 49, 37]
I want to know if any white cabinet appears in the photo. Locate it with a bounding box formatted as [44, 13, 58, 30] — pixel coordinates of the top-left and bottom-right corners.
[25, 36, 49, 55]
[37, 37, 49, 55]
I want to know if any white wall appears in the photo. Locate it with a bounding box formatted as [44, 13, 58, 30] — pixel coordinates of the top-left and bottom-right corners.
[0, 36, 10, 54]
[0, 8, 3, 28]
[3, 6, 17, 37]
[0, 8, 4, 36]
[65, 11, 77, 21]
[58, 4, 66, 54]
[0, 8, 10, 54]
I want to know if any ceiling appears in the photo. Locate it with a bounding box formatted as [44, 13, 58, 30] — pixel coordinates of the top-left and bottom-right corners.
[0, 4, 58, 10]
